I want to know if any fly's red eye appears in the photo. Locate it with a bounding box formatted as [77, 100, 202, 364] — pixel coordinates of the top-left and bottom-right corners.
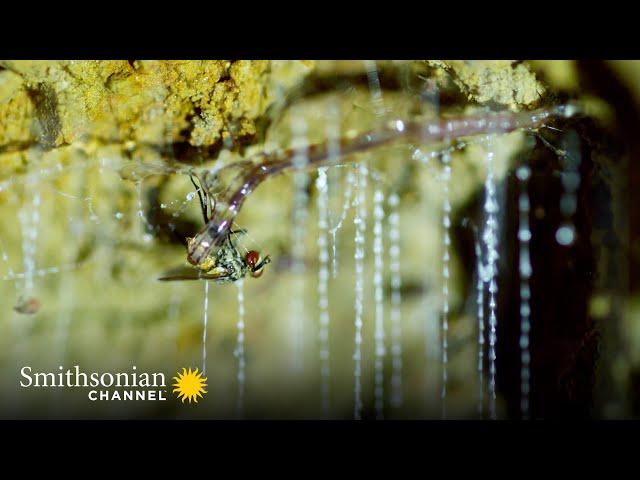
[246, 250, 260, 268]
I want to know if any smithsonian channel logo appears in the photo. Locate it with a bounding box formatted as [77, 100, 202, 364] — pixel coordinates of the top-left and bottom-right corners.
[19, 365, 208, 403]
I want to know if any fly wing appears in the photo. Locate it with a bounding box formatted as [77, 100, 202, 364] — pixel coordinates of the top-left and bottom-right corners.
[158, 265, 231, 282]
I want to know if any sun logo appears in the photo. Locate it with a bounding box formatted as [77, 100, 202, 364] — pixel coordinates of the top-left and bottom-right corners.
[172, 367, 208, 404]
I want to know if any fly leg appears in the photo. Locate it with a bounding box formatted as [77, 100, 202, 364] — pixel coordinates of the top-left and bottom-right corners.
[229, 228, 248, 237]
[189, 174, 209, 224]
[226, 229, 248, 252]
[191, 172, 217, 223]
[253, 255, 271, 270]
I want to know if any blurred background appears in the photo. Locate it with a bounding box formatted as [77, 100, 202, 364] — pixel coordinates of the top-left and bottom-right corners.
[0, 60, 637, 419]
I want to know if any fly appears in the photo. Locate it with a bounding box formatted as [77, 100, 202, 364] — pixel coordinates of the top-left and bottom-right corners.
[158, 174, 271, 283]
